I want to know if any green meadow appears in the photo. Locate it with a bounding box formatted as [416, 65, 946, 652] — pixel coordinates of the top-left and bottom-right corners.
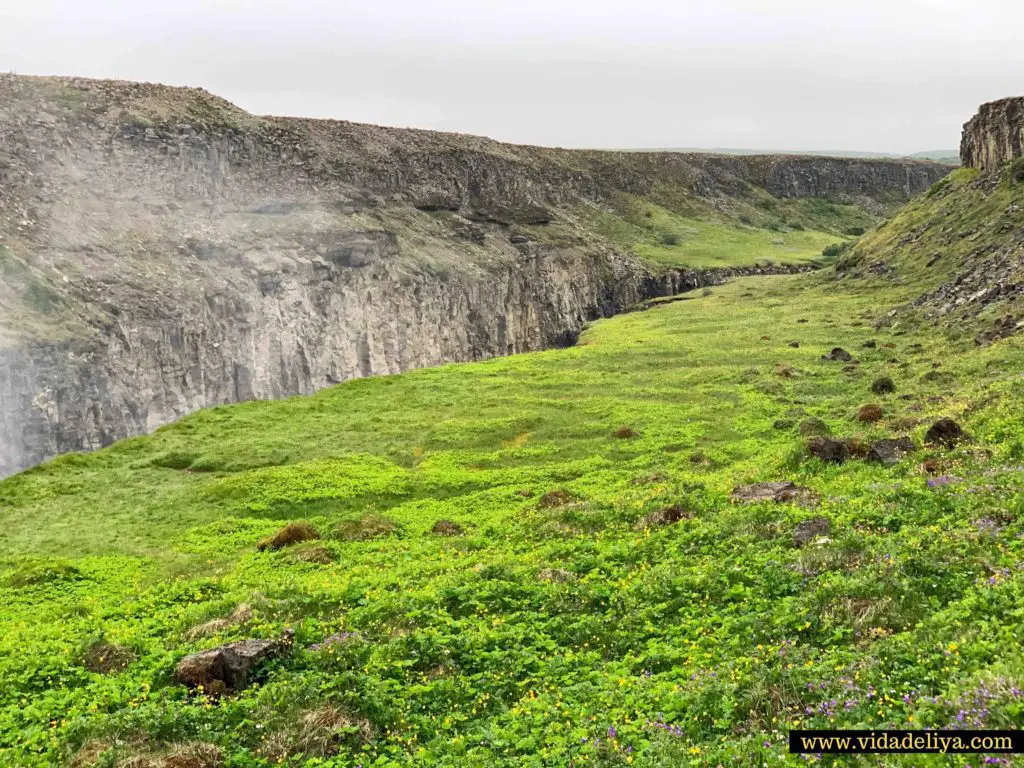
[5, 243, 1024, 766]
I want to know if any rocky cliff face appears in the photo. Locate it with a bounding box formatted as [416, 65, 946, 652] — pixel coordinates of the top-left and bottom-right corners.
[0, 75, 952, 476]
[961, 97, 1024, 173]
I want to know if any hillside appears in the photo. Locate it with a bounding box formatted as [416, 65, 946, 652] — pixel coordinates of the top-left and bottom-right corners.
[0, 74, 952, 477]
[0, 94, 1023, 767]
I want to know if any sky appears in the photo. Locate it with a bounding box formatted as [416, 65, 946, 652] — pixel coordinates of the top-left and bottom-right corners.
[1, 0, 1022, 154]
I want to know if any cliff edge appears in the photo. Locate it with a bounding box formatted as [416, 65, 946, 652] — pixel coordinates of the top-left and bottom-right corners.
[0, 74, 952, 476]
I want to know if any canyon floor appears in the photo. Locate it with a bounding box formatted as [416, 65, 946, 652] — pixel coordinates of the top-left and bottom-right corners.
[3, 164, 1024, 766]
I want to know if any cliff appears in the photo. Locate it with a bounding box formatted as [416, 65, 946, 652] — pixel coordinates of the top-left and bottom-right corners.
[960, 97, 1024, 173]
[0, 74, 952, 476]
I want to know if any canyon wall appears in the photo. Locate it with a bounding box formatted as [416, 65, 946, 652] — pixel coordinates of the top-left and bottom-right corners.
[0, 75, 952, 476]
[961, 97, 1024, 173]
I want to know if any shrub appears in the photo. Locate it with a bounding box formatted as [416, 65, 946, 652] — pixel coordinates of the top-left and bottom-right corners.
[659, 231, 681, 246]
[844, 226, 867, 237]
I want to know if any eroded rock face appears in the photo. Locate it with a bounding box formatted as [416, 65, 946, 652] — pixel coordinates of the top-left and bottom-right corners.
[961, 97, 1024, 173]
[0, 74, 952, 476]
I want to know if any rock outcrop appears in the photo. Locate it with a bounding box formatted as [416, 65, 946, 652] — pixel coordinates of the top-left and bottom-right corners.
[961, 97, 1024, 173]
[0, 74, 952, 476]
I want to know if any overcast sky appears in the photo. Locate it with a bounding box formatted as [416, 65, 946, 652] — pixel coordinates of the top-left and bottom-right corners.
[2, 0, 1022, 154]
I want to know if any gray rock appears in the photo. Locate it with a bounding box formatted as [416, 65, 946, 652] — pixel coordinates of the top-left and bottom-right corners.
[806, 437, 850, 464]
[822, 347, 853, 362]
[174, 632, 292, 694]
[868, 437, 915, 466]
[793, 517, 832, 547]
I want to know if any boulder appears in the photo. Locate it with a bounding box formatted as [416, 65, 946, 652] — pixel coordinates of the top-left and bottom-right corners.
[862, 339, 877, 348]
[868, 437, 915, 466]
[806, 437, 850, 464]
[925, 418, 967, 448]
[793, 517, 832, 547]
[822, 347, 853, 362]
[174, 633, 292, 694]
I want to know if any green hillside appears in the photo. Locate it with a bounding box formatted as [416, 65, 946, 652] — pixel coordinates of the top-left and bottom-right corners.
[3, 169, 1024, 767]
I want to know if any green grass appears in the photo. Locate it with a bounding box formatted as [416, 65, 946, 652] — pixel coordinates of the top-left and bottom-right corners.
[5, 255, 1024, 765]
[581, 197, 847, 269]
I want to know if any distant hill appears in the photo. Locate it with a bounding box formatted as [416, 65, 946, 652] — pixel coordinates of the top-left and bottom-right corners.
[621, 146, 961, 164]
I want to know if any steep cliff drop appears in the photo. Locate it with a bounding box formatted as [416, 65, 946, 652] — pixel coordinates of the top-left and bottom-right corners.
[0, 75, 952, 476]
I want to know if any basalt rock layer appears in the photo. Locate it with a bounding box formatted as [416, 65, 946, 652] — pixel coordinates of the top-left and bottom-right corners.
[0, 74, 951, 476]
[961, 97, 1024, 174]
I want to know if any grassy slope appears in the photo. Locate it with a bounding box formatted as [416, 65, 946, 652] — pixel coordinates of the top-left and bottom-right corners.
[577, 194, 866, 269]
[5, 231, 1024, 766]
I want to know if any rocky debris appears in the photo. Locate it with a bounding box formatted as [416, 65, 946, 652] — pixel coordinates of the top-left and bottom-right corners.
[868, 437, 916, 466]
[730, 481, 819, 505]
[856, 404, 884, 423]
[798, 417, 831, 436]
[430, 519, 464, 536]
[871, 377, 897, 395]
[975, 313, 1021, 347]
[174, 631, 293, 695]
[634, 505, 692, 530]
[822, 347, 853, 362]
[793, 517, 832, 547]
[257, 522, 319, 552]
[925, 418, 967, 448]
[508, 234, 530, 245]
[862, 339, 877, 348]
[807, 437, 850, 464]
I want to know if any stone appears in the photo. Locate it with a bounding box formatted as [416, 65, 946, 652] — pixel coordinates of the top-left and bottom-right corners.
[871, 376, 897, 395]
[856, 404, 884, 423]
[730, 481, 819, 505]
[822, 347, 853, 362]
[925, 418, 967, 448]
[868, 437, 915, 466]
[634, 505, 692, 530]
[174, 633, 292, 694]
[862, 339, 877, 348]
[788, 341, 800, 348]
[806, 437, 850, 464]
[793, 517, 832, 547]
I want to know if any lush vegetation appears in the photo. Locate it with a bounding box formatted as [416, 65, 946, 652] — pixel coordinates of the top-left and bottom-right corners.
[6, 168, 1024, 767]
[577, 194, 860, 268]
